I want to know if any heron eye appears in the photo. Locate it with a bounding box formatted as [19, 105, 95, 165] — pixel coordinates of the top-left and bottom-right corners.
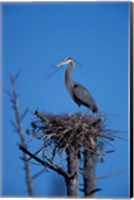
[74, 84, 78, 88]
[67, 57, 72, 61]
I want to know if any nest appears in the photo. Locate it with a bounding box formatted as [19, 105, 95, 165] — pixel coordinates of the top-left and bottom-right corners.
[29, 110, 114, 162]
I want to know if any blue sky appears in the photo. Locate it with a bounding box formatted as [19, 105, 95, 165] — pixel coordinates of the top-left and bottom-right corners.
[2, 2, 130, 197]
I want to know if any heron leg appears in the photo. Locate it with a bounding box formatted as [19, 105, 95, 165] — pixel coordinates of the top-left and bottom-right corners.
[78, 106, 83, 123]
[78, 106, 82, 116]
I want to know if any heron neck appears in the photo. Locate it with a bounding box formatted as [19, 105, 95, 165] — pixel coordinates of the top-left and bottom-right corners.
[65, 61, 75, 88]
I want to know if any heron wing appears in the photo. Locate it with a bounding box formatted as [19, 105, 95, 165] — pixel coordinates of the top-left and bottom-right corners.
[73, 82, 98, 111]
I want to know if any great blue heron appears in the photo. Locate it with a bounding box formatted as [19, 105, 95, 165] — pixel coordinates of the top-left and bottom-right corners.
[56, 57, 98, 113]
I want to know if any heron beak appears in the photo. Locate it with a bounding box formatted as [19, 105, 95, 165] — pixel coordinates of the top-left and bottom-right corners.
[56, 60, 68, 68]
[56, 62, 63, 67]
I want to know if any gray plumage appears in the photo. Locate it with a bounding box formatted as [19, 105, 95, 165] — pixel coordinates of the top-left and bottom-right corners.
[71, 81, 98, 113]
[56, 57, 98, 113]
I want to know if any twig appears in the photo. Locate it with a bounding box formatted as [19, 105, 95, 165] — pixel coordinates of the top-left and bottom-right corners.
[21, 108, 29, 121]
[32, 169, 47, 180]
[27, 146, 44, 161]
[97, 170, 124, 180]
[34, 110, 48, 122]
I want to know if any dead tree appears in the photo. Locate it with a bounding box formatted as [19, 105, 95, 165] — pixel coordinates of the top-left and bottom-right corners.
[7, 73, 35, 196]
[8, 74, 125, 197]
[25, 110, 116, 197]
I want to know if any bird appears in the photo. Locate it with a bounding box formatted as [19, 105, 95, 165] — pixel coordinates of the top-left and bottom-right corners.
[56, 57, 98, 113]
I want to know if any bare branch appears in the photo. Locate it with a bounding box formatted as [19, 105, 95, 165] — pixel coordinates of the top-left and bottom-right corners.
[86, 188, 102, 197]
[9, 73, 35, 196]
[27, 147, 44, 161]
[10, 119, 17, 129]
[32, 169, 46, 180]
[14, 70, 22, 81]
[34, 110, 48, 122]
[21, 108, 29, 121]
[5, 89, 12, 97]
[97, 170, 124, 180]
[19, 144, 70, 178]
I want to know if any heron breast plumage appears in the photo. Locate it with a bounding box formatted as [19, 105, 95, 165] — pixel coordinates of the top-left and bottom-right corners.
[71, 82, 98, 113]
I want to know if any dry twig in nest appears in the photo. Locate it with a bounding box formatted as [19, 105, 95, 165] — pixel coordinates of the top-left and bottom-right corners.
[29, 110, 114, 162]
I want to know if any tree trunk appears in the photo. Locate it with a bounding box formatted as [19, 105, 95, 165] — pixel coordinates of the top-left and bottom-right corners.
[84, 150, 96, 197]
[65, 147, 79, 197]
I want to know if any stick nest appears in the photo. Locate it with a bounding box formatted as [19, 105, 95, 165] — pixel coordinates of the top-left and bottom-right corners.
[29, 110, 114, 160]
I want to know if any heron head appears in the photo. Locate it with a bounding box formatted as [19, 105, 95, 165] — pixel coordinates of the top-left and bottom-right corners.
[56, 57, 73, 67]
